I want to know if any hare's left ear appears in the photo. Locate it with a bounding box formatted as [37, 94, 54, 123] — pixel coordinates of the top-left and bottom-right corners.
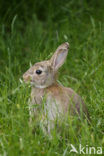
[50, 42, 69, 71]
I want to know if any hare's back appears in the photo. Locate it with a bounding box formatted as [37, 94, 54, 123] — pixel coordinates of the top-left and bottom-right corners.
[46, 84, 88, 117]
[46, 84, 81, 113]
[64, 87, 89, 117]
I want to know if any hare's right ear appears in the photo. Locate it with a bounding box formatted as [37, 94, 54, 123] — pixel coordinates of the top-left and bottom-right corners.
[50, 42, 69, 71]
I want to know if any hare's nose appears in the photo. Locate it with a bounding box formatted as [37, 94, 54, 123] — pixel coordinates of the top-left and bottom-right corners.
[23, 74, 31, 82]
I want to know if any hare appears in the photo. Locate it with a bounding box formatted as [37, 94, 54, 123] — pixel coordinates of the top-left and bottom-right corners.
[23, 42, 89, 133]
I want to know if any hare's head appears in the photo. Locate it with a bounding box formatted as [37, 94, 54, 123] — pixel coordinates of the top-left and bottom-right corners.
[23, 42, 69, 88]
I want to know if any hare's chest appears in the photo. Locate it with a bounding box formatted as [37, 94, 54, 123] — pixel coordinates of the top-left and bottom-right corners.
[31, 88, 63, 120]
[44, 95, 63, 120]
[31, 88, 44, 104]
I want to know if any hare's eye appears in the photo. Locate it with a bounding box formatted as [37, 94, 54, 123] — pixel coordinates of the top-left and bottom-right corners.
[36, 70, 42, 75]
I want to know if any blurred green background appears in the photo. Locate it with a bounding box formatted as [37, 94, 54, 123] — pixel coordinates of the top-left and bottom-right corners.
[0, 0, 104, 155]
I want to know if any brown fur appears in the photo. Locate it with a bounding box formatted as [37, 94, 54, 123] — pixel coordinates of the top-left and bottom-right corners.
[23, 42, 89, 133]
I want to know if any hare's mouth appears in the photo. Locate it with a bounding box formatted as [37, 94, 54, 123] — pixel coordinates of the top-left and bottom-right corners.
[30, 80, 35, 86]
[30, 80, 50, 89]
[30, 80, 45, 88]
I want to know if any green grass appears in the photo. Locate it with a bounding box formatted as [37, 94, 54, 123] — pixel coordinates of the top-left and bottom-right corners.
[0, 1, 104, 155]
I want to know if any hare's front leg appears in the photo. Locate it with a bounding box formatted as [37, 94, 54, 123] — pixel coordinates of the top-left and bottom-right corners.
[40, 117, 55, 137]
[28, 98, 38, 126]
[40, 97, 60, 135]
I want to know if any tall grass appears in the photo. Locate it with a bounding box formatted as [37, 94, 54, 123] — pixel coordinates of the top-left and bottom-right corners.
[0, 0, 104, 155]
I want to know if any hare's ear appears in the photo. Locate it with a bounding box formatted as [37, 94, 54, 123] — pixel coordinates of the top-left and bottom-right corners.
[50, 42, 69, 71]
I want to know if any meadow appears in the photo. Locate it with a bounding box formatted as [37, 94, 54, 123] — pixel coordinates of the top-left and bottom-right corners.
[0, 0, 104, 155]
